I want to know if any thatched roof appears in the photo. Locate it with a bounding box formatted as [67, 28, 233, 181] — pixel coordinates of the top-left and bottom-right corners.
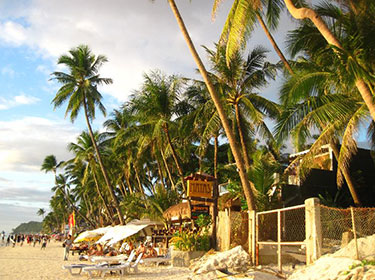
[163, 202, 191, 221]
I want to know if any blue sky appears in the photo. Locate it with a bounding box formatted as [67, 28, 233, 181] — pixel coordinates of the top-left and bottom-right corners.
[0, 0, 298, 234]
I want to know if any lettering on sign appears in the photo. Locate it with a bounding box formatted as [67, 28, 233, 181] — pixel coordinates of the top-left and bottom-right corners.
[191, 204, 210, 219]
[187, 180, 213, 198]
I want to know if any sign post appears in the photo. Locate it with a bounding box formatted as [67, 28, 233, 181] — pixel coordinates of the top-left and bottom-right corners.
[185, 173, 218, 249]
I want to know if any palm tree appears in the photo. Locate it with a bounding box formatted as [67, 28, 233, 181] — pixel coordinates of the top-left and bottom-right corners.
[129, 71, 187, 193]
[205, 44, 279, 171]
[167, 0, 256, 210]
[68, 130, 115, 224]
[282, 0, 375, 122]
[51, 45, 124, 224]
[41, 155, 63, 183]
[212, 0, 293, 74]
[37, 208, 46, 220]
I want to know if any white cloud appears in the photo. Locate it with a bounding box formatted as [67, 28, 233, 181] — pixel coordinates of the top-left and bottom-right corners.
[0, 21, 27, 46]
[0, 94, 40, 110]
[0, 0, 237, 101]
[0, 116, 79, 172]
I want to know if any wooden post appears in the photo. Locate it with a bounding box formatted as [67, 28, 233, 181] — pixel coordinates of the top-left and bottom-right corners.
[248, 210, 256, 264]
[211, 179, 218, 249]
[305, 198, 322, 265]
[350, 207, 359, 260]
[255, 213, 259, 266]
[277, 210, 282, 273]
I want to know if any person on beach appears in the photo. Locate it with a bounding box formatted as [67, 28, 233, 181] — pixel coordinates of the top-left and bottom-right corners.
[41, 236, 47, 250]
[136, 242, 146, 257]
[144, 244, 158, 258]
[63, 235, 72, 261]
[6, 235, 10, 246]
[10, 236, 16, 247]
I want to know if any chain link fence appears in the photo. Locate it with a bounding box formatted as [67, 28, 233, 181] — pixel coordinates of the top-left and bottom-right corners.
[321, 205, 375, 256]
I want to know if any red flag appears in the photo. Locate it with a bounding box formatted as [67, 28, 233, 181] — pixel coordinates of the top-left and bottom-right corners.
[68, 212, 75, 228]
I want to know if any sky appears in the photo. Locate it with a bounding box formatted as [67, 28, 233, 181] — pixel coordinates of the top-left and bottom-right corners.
[0, 0, 299, 234]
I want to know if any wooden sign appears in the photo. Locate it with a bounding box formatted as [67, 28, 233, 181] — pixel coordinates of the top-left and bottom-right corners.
[187, 180, 213, 198]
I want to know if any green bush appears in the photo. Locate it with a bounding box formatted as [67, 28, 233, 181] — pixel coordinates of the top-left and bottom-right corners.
[170, 231, 210, 251]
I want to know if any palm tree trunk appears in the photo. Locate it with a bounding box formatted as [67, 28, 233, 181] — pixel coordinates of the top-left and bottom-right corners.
[256, 13, 294, 75]
[134, 165, 146, 198]
[283, 0, 375, 123]
[168, 0, 256, 210]
[235, 103, 251, 170]
[120, 180, 128, 196]
[330, 142, 362, 206]
[83, 100, 124, 225]
[160, 148, 176, 190]
[214, 135, 218, 179]
[156, 156, 167, 190]
[162, 122, 187, 193]
[124, 170, 134, 194]
[92, 170, 115, 223]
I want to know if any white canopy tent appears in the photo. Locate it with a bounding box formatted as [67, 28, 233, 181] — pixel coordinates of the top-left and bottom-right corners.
[96, 219, 163, 246]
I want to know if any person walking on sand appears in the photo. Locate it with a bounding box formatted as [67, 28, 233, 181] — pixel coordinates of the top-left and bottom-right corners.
[63, 235, 72, 261]
[41, 236, 47, 250]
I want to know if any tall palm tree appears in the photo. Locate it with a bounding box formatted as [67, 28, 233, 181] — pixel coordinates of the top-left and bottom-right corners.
[68, 130, 115, 223]
[129, 71, 187, 193]
[41, 154, 63, 183]
[205, 44, 279, 170]
[167, 0, 256, 210]
[51, 45, 124, 224]
[37, 208, 46, 220]
[282, 0, 375, 122]
[212, 0, 293, 74]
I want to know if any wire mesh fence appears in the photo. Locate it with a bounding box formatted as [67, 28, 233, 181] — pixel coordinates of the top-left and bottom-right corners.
[321, 205, 375, 256]
[230, 211, 249, 250]
[256, 205, 306, 271]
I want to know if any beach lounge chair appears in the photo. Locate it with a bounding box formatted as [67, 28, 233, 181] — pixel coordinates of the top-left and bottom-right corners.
[141, 247, 172, 266]
[89, 253, 128, 264]
[127, 252, 144, 272]
[62, 263, 106, 276]
[82, 252, 140, 279]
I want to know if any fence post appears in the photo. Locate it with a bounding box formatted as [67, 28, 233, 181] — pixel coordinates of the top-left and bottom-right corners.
[248, 210, 256, 264]
[305, 198, 322, 265]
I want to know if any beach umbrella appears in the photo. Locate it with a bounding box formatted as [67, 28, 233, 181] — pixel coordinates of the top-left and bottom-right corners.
[97, 219, 163, 245]
[74, 226, 112, 243]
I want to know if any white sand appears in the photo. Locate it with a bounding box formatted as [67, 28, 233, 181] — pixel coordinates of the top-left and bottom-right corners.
[0, 241, 191, 280]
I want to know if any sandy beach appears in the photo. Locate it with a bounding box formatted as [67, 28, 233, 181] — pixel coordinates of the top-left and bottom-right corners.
[0, 241, 191, 280]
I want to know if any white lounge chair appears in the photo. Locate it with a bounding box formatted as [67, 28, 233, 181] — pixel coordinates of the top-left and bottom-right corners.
[62, 263, 106, 276]
[89, 253, 128, 264]
[141, 247, 172, 266]
[82, 251, 139, 279]
[128, 252, 144, 272]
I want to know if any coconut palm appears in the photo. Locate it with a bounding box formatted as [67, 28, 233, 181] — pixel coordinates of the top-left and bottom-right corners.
[167, 0, 256, 210]
[282, 0, 375, 122]
[41, 155, 63, 183]
[68, 130, 115, 224]
[205, 44, 279, 171]
[212, 0, 293, 74]
[37, 208, 46, 220]
[129, 71, 188, 193]
[51, 44, 124, 224]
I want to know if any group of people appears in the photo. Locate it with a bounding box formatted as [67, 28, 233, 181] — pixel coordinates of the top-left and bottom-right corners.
[2, 233, 49, 249]
[63, 238, 160, 262]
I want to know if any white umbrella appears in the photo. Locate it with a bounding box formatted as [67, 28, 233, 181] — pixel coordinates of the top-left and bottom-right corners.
[74, 226, 112, 243]
[97, 219, 162, 245]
